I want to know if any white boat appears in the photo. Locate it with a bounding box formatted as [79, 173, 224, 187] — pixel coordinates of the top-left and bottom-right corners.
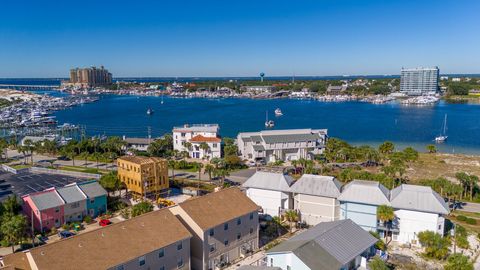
[147, 108, 154, 115]
[435, 114, 448, 143]
[265, 111, 274, 128]
[274, 108, 283, 116]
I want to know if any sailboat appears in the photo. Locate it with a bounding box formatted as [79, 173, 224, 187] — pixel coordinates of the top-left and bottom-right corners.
[435, 114, 448, 143]
[265, 111, 274, 128]
[161, 92, 164, 104]
[274, 108, 283, 116]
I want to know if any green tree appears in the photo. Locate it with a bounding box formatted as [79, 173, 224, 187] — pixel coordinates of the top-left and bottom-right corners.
[0, 138, 8, 160]
[418, 230, 451, 260]
[1, 214, 27, 253]
[377, 205, 395, 242]
[204, 164, 215, 181]
[426, 144, 437, 153]
[168, 159, 177, 182]
[369, 231, 386, 251]
[199, 142, 211, 159]
[23, 139, 34, 165]
[378, 141, 395, 155]
[368, 256, 388, 270]
[3, 195, 21, 215]
[99, 172, 121, 197]
[131, 201, 153, 217]
[402, 147, 419, 162]
[445, 254, 473, 270]
[214, 168, 230, 187]
[283, 210, 299, 233]
[147, 135, 173, 158]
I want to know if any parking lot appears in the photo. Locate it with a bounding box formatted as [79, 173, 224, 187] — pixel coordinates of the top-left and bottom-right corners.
[0, 170, 90, 200]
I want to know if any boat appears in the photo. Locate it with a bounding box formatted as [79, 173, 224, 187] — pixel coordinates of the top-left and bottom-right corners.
[274, 108, 283, 116]
[265, 111, 274, 128]
[435, 114, 448, 143]
[147, 108, 154, 115]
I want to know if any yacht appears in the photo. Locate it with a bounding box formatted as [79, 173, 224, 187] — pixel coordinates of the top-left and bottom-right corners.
[435, 114, 448, 143]
[274, 108, 283, 116]
[265, 111, 274, 128]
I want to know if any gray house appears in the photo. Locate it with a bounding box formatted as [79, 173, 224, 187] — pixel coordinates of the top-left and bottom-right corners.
[290, 174, 342, 226]
[56, 184, 87, 223]
[266, 219, 377, 270]
[237, 129, 328, 163]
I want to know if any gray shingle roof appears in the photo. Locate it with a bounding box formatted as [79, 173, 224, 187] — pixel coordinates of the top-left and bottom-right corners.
[77, 181, 107, 198]
[290, 174, 342, 198]
[261, 133, 320, 144]
[267, 219, 377, 269]
[242, 172, 293, 192]
[390, 184, 449, 215]
[30, 190, 64, 211]
[56, 185, 86, 204]
[338, 180, 390, 206]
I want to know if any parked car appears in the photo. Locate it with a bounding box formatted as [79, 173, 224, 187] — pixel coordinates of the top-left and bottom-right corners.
[58, 231, 75, 239]
[245, 160, 256, 167]
[99, 219, 112, 227]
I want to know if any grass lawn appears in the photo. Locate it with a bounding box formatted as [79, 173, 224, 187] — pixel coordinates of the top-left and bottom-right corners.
[11, 164, 32, 170]
[450, 211, 480, 233]
[58, 165, 109, 175]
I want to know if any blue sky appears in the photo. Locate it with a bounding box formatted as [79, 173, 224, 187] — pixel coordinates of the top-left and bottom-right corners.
[0, 0, 479, 78]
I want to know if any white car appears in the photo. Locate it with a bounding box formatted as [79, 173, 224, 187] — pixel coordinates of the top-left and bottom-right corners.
[245, 160, 256, 167]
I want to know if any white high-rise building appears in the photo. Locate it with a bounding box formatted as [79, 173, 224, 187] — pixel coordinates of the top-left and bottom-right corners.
[400, 67, 439, 96]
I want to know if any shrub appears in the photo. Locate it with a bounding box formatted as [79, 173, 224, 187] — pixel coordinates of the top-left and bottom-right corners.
[466, 218, 477, 225]
[83, 215, 93, 224]
[418, 231, 451, 260]
[62, 223, 71, 230]
[445, 254, 474, 270]
[368, 256, 388, 270]
[456, 215, 467, 222]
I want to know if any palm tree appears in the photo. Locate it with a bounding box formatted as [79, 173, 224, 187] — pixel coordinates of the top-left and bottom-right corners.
[214, 168, 229, 187]
[23, 139, 34, 165]
[168, 159, 177, 182]
[272, 216, 283, 237]
[204, 164, 215, 181]
[378, 141, 395, 155]
[196, 162, 204, 181]
[199, 142, 211, 160]
[0, 138, 8, 161]
[284, 210, 299, 233]
[377, 204, 395, 243]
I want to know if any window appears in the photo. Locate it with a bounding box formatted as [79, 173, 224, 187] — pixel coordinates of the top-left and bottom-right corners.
[237, 218, 241, 225]
[249, 213, 254, 220]
[90, 199, 95, 204]
[209, 228, 214, 236]
[158, 248, 165, 258]
[177, 257, 184, 268]
[177, 241, 183, 250]
[438, 224, 442, 230]
[210, 243, 216, 252]
[224, 239, 229, 246]
[55, 208, 60, 213]
[250, 227, 254, 234]
[213, 143, 217, 148]
[224, 223, 229, 230]
[237, 232, 241, 240]
[270, 258, 274, 266]
[138, 256, 145, 266]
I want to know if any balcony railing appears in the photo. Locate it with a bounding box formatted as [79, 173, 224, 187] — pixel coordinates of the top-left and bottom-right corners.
[377, 220, 400, 232]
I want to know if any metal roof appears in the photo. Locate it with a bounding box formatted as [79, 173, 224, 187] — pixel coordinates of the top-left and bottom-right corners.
[30, 190, 64, 211]
[338, 180, 390, 206]
[77, 181, 107, 198]
[267, 219, 377, 269]
[56, 185, 86, 204]
[390, 184, 449, 215]
[242, 171, 293, 192]
[290, 174, 342, 198]
[261, 133, 320, 144]
[252, 144, 265, 151]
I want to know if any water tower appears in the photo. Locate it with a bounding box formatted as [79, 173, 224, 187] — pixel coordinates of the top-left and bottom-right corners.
[260, 72, 265, 82]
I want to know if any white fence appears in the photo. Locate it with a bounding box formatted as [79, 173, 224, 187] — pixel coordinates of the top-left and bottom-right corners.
[29, 167, 101, 179]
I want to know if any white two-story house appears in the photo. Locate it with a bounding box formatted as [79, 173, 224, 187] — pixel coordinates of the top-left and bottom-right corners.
[173, 124, 221, 160]
[242, 171, 294, 217]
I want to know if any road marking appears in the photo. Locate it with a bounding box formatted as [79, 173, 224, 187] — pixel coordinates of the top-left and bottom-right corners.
[26, 184, 39, 192]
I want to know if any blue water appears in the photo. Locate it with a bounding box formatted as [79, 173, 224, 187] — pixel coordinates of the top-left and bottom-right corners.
[50, 94, 480, 154]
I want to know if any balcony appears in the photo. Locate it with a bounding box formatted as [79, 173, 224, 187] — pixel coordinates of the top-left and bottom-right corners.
[377, 220, 399, 232]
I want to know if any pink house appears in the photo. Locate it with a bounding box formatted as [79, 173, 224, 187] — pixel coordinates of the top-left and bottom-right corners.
[22, 188, 65, 232]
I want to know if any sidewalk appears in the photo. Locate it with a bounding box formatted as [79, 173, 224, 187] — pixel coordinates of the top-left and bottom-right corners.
[224, 250, 266, 270]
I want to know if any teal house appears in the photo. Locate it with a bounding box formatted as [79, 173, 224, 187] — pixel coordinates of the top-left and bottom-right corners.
[77, 180, 108, 217]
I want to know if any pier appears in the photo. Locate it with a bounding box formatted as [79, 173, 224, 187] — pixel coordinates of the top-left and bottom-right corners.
[0, 84, 59, 90]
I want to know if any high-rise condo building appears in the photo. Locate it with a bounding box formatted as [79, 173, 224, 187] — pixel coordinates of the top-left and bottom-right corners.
[400, 67, 439, 96]
[66, 66, 113, 88]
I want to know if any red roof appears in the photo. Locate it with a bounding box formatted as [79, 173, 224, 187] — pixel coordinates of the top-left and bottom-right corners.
[190, 135, 221, 143]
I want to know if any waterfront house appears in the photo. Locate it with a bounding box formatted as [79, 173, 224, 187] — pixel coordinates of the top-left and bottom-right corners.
[326, 85, 347, 95]
[22, 188, 65, 232]
[77, 180, 108, 217]
[242, 171, 294, 217]
[389, 184, 450, 244]
[266, 219, 377, 270]
[173, 124, 222, 160]
[290, 174, 342, 226]
[241, 86, 276, 93]
[237, 128, 328, 163]
[170, 188, 259, 270]
[338, 180, 390, 232]
[56, 184, 87, 223]
[117, 156, 169, 199]
[1, 208, 192, 270]
[122, 136, 155, 152]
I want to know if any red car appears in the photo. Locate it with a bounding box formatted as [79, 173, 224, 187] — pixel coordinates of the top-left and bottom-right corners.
[99, 219, 111, 227]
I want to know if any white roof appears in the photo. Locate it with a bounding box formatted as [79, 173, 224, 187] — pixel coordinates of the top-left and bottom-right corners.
[338, 180, 390, 206]
[173, 124, 219, 133]
[390, 184, 449, 215]
[290, 174, 342, 198]
[242, 171, 293, 192]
